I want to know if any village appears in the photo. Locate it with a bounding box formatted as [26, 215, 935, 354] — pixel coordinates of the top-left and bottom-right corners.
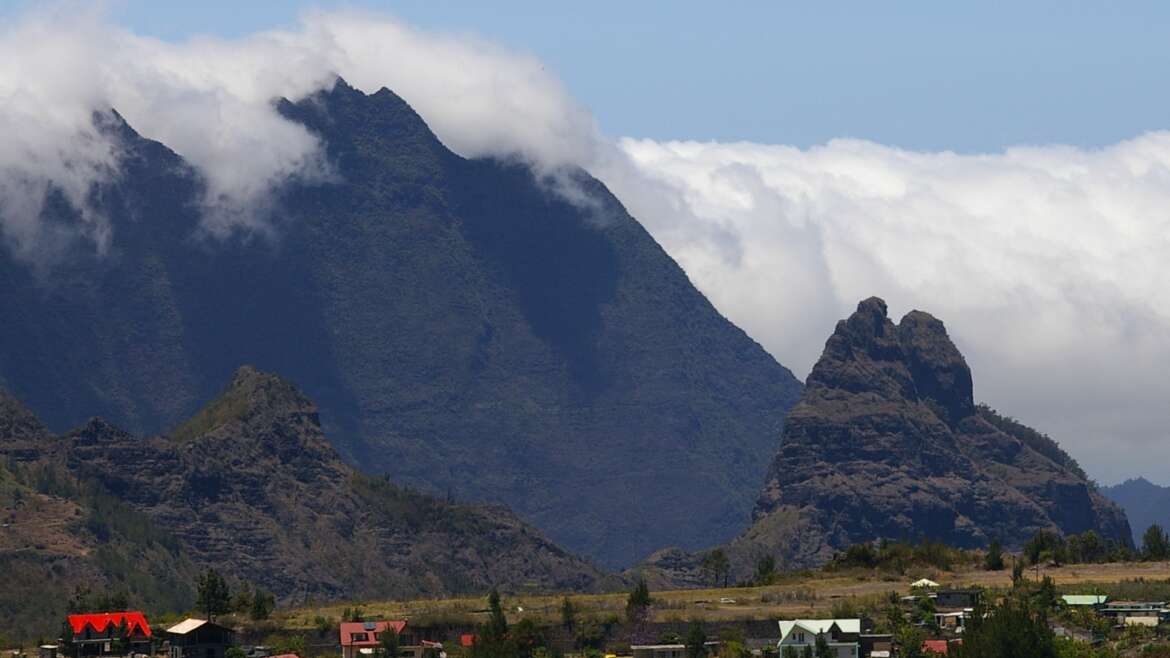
[9, 564, 1170, 658]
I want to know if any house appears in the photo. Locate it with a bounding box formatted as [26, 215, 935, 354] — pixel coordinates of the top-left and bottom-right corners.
[859, 634, 892, 658]
[630, 644, 685, 658]
[932, 611, 971, 632]
[1100, 602, 1170, 626]
[934, 590, 981, 610]
[1051, 624, 1099, 644]
[777, 619, 860, 658]
[1061, 595, 1108, 609]
[66, 612, 154, 656]
[631, 643, 718, 658]
[921, 639, 961, 655]
[166, 619, 235, 658]
[339, 621, 426, 658]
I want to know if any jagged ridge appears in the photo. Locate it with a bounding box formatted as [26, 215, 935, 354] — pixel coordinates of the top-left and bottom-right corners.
[0, 367, 618, 636]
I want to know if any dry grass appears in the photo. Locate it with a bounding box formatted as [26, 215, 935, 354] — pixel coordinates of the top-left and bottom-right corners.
[270, 561, 1170, 631]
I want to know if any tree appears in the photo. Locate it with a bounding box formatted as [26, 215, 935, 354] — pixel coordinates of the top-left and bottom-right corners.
[111, 620, 131, 657]
[701, 549, 731, 587]
[380, 628, 400, 658]
[914, 595, 938, 632]
[250, 588, 275, 621]
[626, 578, 652, 623]
[754, 554, 777, 586]
[59, 620, 77, 658]
[196, 569, 232, 621]
[1011, 559, 1025, 586]
[894, 624, 925, 658]
[800, 646, 813, 658]
[1024, 532, 1047, 565]
[813, 633, 831, 658]
[781, 647, 799, 658]
[487, 589, 508, 638]
[511, 618, 545, 658]
[1032, 576, 1057, 611]
[984, 540, 1005, 571]
[954, 595, 1056, 658]
[560, 596, 576, 631]
[471, 591, 516, 658]
[685, 621, 707, 658]
[1142, 524, 1170, 560]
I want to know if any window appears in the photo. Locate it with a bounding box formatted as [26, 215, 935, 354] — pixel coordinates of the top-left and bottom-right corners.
[351, 633, 369, 642]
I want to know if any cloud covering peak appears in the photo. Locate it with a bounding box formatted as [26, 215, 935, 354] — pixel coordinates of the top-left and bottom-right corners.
[0, 6, 1167, 485]
[0, 7, 600, 251]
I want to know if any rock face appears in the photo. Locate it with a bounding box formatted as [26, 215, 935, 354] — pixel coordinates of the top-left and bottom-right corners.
[0, 368, 616, 635]
[1101, 478, 1170, 546]
[741, 298, 1131, 569]
[0, 79, 801, 567]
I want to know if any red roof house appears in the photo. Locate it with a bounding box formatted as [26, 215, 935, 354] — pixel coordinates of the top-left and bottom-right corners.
[66, 613, 153, 655]
[922, 639, 962, 655]
[68, 612, 152, 638]
[339, 621, 411, 658]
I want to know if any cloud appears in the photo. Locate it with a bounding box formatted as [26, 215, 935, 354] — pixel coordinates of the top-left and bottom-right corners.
[600, 136, 1170, 486]
[0, 6, 600, 250]
[0, 6, 1166, 486]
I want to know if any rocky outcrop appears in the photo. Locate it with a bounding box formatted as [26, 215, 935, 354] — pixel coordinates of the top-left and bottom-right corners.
[739, 298, 1131, 571]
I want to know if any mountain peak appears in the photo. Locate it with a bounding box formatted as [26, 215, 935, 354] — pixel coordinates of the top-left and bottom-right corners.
[169, 366, 318, 443]
[0, 389, 48, 441]
[897, 309, 974, 425]
[67, 417, 134, 445]
[745, 299, 1131, 571]
[809, 297, 973, 425]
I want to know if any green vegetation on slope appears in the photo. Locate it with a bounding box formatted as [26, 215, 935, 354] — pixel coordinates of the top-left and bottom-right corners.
[977, 404, 1088, 480]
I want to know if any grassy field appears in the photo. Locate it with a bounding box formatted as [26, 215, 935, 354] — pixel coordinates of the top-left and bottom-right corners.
[270, 560, 1170, 632]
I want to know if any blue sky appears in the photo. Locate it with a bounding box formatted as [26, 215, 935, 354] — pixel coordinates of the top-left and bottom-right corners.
[74, 1, 1170, 151]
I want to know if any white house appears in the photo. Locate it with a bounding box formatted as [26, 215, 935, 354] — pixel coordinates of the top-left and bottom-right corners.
[777, 619, 861, 658]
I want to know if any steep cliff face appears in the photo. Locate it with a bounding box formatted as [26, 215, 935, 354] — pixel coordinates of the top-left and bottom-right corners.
[743, 298, 1131, 569]
[0, 368, 617, 636]
[0, 79, 802, 567]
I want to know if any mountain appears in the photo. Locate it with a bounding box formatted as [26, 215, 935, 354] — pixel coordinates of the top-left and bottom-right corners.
[745, 297, 1130, 566]
[1101, 478, 1170, 546]
[639, 298, 1131, 583]
[0, 79, 803, 567]
[0, 367, 615, 637]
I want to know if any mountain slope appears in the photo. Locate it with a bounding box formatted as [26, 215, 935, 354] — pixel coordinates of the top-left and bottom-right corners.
[716, 298, 1130, 574]
[1101, 478, 1170, 546]
[0, 367, 616, 636]
[0, 394, 201, 641]
[0, 80, 802, 567]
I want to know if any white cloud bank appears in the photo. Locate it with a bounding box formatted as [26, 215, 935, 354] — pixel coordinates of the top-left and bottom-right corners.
[604, 137, 1170, 487]
[0, 6, 1166, 485]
